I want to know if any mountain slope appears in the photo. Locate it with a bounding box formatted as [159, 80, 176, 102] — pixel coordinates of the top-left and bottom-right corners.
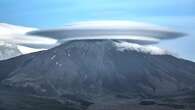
[1, 40, 195, 97]
[0, 40, 195, 110]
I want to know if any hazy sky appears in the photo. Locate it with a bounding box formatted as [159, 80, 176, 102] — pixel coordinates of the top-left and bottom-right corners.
[0, 0, 195, 61]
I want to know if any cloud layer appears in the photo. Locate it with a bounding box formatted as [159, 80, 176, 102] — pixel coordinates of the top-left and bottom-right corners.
[0, 21, 186, 56]
[28, 20, 186, 45]
[0, 23, 58, 53]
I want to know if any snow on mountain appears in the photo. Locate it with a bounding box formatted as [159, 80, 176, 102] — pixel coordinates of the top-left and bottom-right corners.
[0, 41, 21, 60]
[0, 23, 37, 59]
[17, 45, 45, 54]
[0, 23, 58, 59]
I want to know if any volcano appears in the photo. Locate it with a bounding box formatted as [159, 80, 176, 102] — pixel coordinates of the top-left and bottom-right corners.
[0, 40, 195, 110]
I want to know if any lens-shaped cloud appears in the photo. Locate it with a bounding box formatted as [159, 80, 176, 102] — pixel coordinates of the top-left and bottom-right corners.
[0, 21, 187, 55]
[28, 20, 186, 45]
[0, 34, 58, 48]
[0, 23, 58, 50]
[61, 35, 159, 45]
[0, 23, 58, 55]
[0, 23, 37, 35]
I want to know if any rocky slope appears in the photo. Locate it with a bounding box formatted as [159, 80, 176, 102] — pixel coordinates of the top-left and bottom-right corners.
[0, 40, 195, 110]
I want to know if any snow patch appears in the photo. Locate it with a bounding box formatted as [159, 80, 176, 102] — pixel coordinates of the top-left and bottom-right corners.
[50, 55, 56, 60]
[17, 45, 45, 54]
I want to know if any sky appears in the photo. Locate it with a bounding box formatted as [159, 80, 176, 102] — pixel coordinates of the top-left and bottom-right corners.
[0, 0, 195, 61]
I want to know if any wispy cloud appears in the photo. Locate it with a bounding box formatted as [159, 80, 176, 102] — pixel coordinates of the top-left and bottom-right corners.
[0, 23, 58, 53]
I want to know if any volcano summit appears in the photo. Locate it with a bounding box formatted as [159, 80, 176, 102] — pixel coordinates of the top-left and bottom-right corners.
[0, 40, 195, 110]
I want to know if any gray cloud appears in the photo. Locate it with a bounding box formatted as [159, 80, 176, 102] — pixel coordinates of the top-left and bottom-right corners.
[28, 20, 186, 45]
[0, 21, 187, 55]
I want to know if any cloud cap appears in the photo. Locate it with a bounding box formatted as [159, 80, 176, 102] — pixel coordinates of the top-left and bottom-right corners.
[28, 20, 186, 45]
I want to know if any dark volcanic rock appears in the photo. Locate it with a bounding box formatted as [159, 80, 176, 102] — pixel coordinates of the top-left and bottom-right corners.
[0, 40, 195, 110]
[139, 99, 156, 105]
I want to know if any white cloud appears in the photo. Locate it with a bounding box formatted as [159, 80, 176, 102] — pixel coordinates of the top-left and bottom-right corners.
[65, 20, 171, 31]
[0, 21, 186, 59]
[1, 34, 57, 47]
[0, 23, 37, 35]
[114, 41, 170, 55]
[0, 23, 58, 54]
[29, 20, 186, 45]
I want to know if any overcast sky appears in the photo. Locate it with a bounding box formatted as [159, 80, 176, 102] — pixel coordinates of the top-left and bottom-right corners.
[0, 0, 194, 61]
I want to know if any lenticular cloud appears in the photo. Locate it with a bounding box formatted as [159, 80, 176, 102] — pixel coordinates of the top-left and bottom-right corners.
[28, 20, 186, 45]
[0, 20, 187, 55]
[0, 23, 58, 53]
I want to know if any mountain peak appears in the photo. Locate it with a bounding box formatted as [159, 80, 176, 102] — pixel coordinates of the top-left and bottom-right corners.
[0, 40, 195, 109]
[1, 40, 195, 98]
